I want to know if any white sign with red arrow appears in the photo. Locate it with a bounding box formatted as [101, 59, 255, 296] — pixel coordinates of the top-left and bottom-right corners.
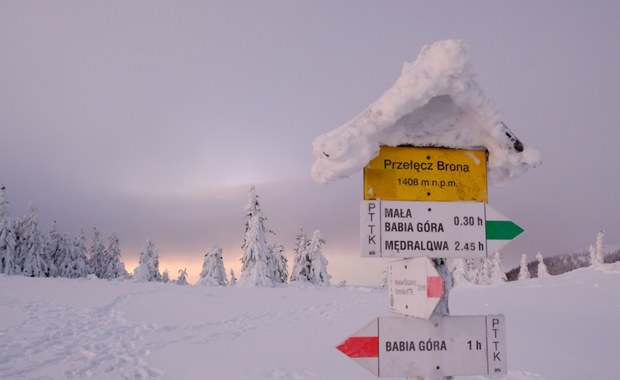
[388, 257, 444, 318]
[336, 315, 507, 378]
[360, 200, 523, 258]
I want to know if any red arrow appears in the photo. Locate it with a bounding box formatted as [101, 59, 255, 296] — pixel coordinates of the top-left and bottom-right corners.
[426, 275, 444, 298]
[338, 315, 507, 377]
[336, 336, 379, 358]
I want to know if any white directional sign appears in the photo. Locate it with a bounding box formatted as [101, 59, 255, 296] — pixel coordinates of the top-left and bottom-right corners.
[388, 257, 444, 318]
[360, 200, 523, 258]
[336, 314, 507, 378]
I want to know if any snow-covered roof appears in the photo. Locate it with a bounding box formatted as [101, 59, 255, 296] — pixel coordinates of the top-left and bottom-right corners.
[311, 39, 541, 186]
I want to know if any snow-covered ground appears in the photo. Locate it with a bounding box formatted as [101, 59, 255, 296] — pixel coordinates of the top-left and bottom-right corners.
[1, 264, 619, 379]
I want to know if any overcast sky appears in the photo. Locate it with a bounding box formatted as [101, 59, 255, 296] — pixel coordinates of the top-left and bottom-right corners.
[1, 1, 619, 285]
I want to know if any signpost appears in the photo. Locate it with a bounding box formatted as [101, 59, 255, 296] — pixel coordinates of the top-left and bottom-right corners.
[337, 145, 521, 379]
[363, 146, 488, 202]
[361, 200, 523, 258]
[387, 257, 444, 318]
[337, 315, 507, 378]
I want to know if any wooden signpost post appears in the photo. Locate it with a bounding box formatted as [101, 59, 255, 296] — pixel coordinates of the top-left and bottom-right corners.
[338, 146, 523, 379]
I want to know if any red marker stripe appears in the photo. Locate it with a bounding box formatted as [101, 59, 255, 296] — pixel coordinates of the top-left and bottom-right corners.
[427, 276, 444, 298]
[336, 336, 379, 358]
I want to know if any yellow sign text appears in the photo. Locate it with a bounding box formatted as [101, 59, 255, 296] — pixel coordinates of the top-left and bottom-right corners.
[363, 146, 488, 202]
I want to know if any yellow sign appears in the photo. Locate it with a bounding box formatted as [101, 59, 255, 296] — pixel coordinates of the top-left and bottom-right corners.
[363, 146, 488, 202]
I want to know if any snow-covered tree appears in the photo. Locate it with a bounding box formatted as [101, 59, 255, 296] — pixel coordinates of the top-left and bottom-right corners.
[238, 186, 276, 287]
[477, 258, 491, 285]
[15, 205, 47, 277]
[596, 231, 605, 264]
[197, 245, 228, 286]
[464, 258, 477, 283]
[133, 240, 162, 282]
[490, 251, 507, 283]
[49, 226, 76, 278]
[88, 228, 107, 278]
[229, 269, 237, 286]
[58, 228, 89, 278]
[588, 245, 596, 266]
[56, 232, 74, 277]
[307, 230, 330, 285]
[590, 230, 605, 266]
[0, 186, 16, 275]
[0, 219, 16, 275]
[450, 258, 467, 287]
[162, 269, 170, 283]
[290, 229, 311, 282]
[45, 222, 65, 277]
[0, 186, 9, 221]
[518, 253, 530, 280]
[176, 268, 189, 285]
[270, 243, 288, 284]
[536, 252, 550, 278]
[101, 233, 127, 280]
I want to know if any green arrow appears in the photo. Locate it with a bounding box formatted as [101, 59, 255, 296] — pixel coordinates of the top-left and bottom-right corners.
[486, 220, 524, 240]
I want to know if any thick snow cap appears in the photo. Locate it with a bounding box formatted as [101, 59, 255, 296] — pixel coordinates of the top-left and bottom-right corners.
[311, 39, 541, 186]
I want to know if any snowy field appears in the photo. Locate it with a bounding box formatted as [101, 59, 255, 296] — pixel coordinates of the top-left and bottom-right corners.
[1, 264, 619, 380]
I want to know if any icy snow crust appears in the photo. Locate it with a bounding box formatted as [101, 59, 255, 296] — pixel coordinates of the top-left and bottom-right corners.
[312, 40, 540, 186]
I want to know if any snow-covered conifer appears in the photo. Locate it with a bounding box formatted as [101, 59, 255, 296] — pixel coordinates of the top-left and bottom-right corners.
[238, 186, 275, 287]
[0, 186, 9, 221]
[70, 228, 90, 277]
[48, 230, 68, 277]
[270, 244, 288, 284]
[176, 268, 189, 285]
[290, 229, 311, 282]
[0, 220, 16, 275]
[450, 258, 467, 287]
[0, 186, 16, 275]
[229, 269, 237, 286]
[162, 269, 170, 283]
[595, 230, 605, 265]
[101, 233, 127, 280]
[490, 251, 507, 283]
[56, 228, 89, 278]
[197, 245, 228, 286]
[518, 254, 530, 280]
[50, 229, 75, 278]
[88, 228, 107, 278]
[588, 244, 596, 266]
[45, 222, 66, 277]
[15, 205, 47, 277]
[477, 258, 491, 285]
[56, 233, 74, 277]
[307, 230, 330, 285]
[132, 240, 162, 282]
[536, 252, 549, 278]
[464, 258, 477, 283]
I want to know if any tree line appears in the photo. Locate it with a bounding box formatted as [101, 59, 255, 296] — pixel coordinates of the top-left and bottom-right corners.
[444, 231, 617, 286]
[506, 231, 619, 281]
[0, 185, 331, 287]
[0, 186, 126, 279]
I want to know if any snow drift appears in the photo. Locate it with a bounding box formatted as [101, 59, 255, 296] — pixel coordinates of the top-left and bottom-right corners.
[311, 39, 541, 186]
